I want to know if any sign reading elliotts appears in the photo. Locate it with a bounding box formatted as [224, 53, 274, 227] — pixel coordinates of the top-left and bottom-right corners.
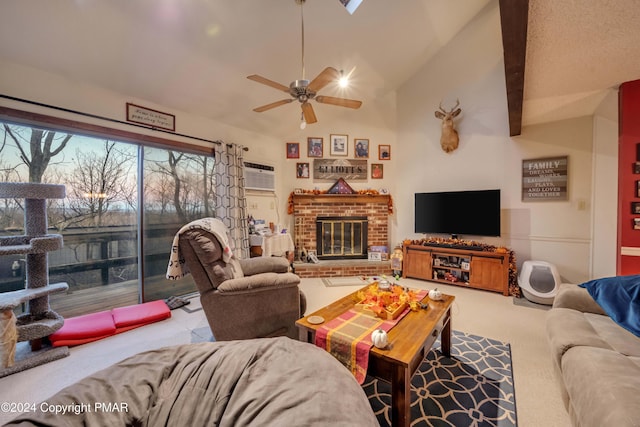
[313, 159, 368, 181]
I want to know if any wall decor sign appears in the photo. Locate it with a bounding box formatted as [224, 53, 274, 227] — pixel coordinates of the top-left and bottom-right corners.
[126, 103, 175, 131]
[313, 159, 367, 181]
[522, 155, 568, 201]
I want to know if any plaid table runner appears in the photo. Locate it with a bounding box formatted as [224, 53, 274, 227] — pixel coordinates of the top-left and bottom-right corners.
[315, 289, 428, 384]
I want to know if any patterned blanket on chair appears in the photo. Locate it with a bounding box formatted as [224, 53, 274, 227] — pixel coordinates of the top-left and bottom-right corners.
[166, 218, 234, 280]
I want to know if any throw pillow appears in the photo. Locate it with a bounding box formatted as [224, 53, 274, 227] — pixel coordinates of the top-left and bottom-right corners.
[579, 275, 640, 337]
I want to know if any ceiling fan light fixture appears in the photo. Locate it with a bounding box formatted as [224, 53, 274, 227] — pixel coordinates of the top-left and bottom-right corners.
[338, 70, 349, 88]
[300, 111, 307, 129]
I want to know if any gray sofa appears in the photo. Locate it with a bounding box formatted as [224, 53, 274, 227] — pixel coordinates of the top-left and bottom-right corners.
[546, 283, 640, 426]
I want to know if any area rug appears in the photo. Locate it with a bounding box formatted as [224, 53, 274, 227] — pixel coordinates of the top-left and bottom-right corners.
[363, 330, 517, 427]
[321, 276, 369, 287]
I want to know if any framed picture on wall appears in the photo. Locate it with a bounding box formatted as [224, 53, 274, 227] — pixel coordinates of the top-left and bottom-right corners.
[378, 144, 391, 160]
[307, 137, 323, 157]
[286, 142, 300, 159]
[296, 162, 310, 178]
[330, 134, 348, 156]
[354, 138, 369, 158]
[634, 162, 640, 174]
[636, 180, 640, 198]
[634, 218, 640, 230]
[371, 163, 383, 179]
[632, 202, 640, 214]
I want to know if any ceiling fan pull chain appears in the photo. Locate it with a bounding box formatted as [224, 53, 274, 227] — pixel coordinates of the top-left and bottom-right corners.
[300, 0, 305, 80]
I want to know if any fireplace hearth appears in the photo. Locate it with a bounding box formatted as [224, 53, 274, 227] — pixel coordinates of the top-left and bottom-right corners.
[316, 216, 368, 259]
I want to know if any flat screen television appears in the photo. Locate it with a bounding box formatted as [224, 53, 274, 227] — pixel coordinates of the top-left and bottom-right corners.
[414, 189, 501, 237]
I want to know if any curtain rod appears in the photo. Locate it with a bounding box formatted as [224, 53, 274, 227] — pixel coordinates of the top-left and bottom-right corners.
[0, 94, 248, 151]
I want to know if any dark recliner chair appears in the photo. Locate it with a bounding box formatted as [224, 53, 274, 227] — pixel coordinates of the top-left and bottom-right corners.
[177, 224, 305, 341]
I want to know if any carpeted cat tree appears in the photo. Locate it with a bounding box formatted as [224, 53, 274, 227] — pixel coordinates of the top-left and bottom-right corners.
[0, 183, 70, 377]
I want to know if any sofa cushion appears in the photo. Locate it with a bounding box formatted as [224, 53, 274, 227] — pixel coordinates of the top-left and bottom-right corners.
[49, 310, 116, 341]
[546, 307, 614, 368]
[584, 312, 640, 357]
[579, 275, 640, 337]
[562, 346, 640, 427]
[112, 300, 171, 329]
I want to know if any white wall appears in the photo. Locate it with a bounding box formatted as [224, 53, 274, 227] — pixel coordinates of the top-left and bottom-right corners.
[394, 1, 614, 283]
[591, 96, 619, 278]
[395, 1, 509, 244]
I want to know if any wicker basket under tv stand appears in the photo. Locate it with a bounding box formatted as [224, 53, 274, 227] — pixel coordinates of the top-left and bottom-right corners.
[402, 244, 509, 296]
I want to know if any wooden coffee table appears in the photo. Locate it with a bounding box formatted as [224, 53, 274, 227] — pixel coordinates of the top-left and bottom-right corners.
[296, 286, 454, 427]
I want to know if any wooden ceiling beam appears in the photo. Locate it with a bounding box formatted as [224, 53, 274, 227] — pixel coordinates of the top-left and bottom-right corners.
[499, 0, 529, 136]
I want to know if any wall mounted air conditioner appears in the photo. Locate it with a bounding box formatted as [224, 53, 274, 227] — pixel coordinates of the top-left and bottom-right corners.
[244, 162, 276, 192]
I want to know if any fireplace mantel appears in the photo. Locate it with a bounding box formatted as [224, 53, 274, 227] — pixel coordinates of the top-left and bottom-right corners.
[292, 194, 390, 204]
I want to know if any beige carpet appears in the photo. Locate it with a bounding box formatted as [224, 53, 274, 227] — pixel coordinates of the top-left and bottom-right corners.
[0, 278, 571, 427]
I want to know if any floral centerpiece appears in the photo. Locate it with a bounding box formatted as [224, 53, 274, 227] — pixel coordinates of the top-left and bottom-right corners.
[355, 281, 421, 320]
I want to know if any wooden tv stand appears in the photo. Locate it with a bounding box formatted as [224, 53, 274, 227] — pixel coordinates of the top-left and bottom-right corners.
[402, 244, 510, 295]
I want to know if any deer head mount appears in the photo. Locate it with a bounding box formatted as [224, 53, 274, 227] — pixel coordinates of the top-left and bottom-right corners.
[434, 100, 462, 153]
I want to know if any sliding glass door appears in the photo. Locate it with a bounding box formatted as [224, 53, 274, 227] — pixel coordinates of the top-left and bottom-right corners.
[0, 121, 216, 317]
[141, 146, 217, 302]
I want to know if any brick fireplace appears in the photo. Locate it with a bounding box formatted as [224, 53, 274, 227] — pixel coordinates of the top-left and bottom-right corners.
[291, 193, 392, 278]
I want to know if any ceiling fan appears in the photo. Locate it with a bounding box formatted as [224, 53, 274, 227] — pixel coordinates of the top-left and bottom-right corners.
[247, 0, 362, 127]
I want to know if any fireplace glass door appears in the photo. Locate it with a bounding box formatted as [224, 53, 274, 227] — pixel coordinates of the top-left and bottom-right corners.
[316, 216, 368, 259]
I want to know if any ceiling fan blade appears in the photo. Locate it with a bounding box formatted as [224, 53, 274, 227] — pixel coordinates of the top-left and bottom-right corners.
[253, 99, 294, 112]
[247, 75, 290, 93]
[308, 67, 340, 92]
[301, 102, 317, 124]
[315, 95, 362, 109]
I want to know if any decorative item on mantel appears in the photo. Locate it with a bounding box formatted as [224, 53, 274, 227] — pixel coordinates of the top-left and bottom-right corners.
[287, 178, 394, 214]
[404, 236, 520, 297]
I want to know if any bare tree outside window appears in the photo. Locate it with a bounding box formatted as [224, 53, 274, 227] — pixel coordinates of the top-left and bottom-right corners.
[2, 124, 72, 183]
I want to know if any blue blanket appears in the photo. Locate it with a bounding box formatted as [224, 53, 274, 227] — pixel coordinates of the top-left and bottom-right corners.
[579, 275, 640, 337]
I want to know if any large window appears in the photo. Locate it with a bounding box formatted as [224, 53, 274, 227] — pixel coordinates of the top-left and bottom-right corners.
[0, 118, 216, 317]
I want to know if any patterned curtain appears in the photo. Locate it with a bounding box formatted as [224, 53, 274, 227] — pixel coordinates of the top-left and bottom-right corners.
[213, 142, 250, 259]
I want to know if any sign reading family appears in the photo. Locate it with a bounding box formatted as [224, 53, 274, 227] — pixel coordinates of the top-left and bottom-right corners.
[126, 103, 176, 131]
[313, 159, 368, 181]
[522, 156, 568, 201]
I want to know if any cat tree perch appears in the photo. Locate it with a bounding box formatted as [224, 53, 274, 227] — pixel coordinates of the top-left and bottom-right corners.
[0, 182, 69, 377]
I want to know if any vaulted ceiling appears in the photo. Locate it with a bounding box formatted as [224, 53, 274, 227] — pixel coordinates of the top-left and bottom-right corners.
[1, 0, 638, 139]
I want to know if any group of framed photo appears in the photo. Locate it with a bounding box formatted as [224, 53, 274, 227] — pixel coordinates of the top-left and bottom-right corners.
[287, 135, 389, 180]
[286, 135, 391, 160]
[632, 143, 640, 229]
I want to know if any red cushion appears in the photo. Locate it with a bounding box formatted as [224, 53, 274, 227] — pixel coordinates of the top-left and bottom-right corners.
[49, 310, 116, 341]
[50, 334, 115, 348]
[112, 300, 171, 329]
